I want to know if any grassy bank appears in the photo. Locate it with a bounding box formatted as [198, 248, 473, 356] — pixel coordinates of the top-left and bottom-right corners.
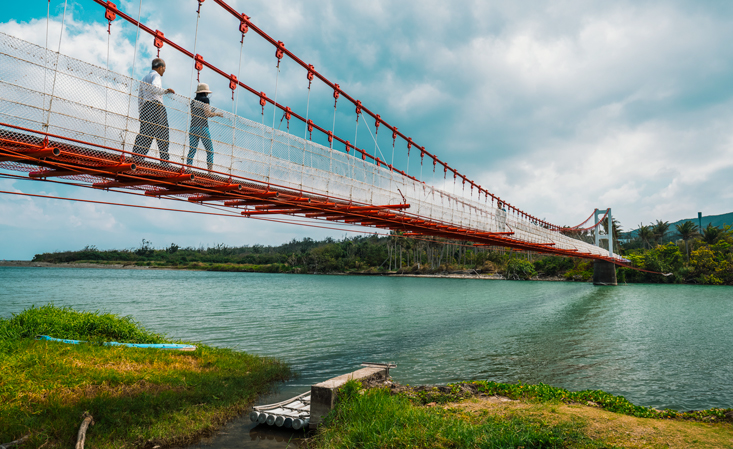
[306, 380, 733, 448]
[0, 305, 291, 448]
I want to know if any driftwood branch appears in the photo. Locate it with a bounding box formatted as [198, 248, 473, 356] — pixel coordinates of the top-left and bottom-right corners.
[0, 434, 30, 449]
[75, 413, 94, 449]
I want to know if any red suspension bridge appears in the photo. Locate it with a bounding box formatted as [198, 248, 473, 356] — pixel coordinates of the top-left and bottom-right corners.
[0, 0, 630, 277]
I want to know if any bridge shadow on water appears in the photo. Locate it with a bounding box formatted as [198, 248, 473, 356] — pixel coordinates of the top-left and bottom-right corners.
[178, 280, 623, 449]
[484, 285, 627, 387]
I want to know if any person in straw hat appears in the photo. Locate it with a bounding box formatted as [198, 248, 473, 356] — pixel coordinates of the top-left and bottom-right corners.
[187, 82, 224, 170]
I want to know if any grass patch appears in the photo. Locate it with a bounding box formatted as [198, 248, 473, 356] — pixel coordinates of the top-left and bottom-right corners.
[448, 398, 733, 449]
[307, 381, 610, 448]
[308, 381, 733, 449]
[402, 381, 733, 423]
[0, 305, 291, 448]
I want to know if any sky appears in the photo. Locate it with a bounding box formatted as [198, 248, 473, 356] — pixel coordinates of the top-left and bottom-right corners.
[1, 0, 732, 260]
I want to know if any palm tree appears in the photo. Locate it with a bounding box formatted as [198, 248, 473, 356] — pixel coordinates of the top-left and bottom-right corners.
[612, 218, 623, 252]
[702, 223, 722, 245]
[652, 220, 670, 244]
[602, 218, 623, 252]
[675, 221, 698, 261]
[638, 224, 653, 249]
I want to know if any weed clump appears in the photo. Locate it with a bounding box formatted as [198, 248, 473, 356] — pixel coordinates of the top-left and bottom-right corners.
[0, 304, 165, 344]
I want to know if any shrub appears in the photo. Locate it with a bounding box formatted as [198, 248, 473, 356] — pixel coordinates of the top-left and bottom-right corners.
[505, 258, 537, 280]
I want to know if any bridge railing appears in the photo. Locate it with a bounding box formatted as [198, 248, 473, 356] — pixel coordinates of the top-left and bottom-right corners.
[0, 32, 615, 258]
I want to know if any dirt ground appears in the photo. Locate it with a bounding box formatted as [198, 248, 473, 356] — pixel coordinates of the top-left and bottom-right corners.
[447, 396, 733, 449]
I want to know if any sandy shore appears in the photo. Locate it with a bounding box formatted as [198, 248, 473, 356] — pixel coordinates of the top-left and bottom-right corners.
[0, 261, 156, 270]
[0, 261, 572, 281]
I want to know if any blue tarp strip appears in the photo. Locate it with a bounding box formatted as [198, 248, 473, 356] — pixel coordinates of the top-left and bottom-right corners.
[36, 335, 196, 350]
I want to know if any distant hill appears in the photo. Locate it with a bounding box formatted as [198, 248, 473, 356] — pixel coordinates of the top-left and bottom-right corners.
[621, 212, 733, 240]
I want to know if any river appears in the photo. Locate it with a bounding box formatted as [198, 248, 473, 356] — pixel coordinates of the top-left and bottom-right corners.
[1, 267, 731, 444]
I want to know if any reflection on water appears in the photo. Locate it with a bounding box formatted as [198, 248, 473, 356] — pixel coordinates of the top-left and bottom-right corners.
[2, 267, 732, 448]
[178, 410, 308, 449]
[168, 388, 311, 449]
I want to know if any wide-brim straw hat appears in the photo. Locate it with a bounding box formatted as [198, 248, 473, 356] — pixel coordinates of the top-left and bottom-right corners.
[195, 83, 212, 94]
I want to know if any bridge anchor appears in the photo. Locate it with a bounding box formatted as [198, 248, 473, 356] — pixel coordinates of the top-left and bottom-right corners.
[593, 208, 617, 286]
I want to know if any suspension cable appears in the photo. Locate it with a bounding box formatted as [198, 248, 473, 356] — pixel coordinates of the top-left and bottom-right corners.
[231, 34, 245, 174]
[420, 147, 424, 182]
[43, 0, 50, 129]
[45, 0, 50, 50]
[122, 0, 143, 150]
[185, 3, 202, 165]
[45, 0, 68, 129]
[104, 12, 112, 140]
[0, 170, 395, 236]
[354, 113, 359, 151]
[270, 60, 281, 141]
[331, 95, 338, 150]
[304, 73, 312, 141]
[0, 187, 395, 237]
[188, 4, 202, 95]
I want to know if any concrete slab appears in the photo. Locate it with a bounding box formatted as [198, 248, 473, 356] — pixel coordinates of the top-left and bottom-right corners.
[310, 366, 388, 427]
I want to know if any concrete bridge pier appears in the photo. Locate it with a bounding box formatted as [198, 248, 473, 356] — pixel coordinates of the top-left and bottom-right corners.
[593, 260, 617, 286]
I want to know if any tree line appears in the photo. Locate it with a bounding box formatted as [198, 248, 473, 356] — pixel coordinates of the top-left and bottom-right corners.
[619, 220, 733, 285]
[32, 234, 589, 280]
[32, 218, 733, 284]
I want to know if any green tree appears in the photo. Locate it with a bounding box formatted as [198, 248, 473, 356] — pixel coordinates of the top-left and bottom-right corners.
[638, 224, 653, 249]
[505, 258, 537, 280]
[611, 218, 623, 252]
[701, 223, 722, 245]
[652, 220, 670, 244]
[690, 246, 727, 284]
[674, 221, 698, 261]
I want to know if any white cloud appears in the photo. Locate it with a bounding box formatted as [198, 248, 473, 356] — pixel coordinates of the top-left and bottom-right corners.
[0, 15, 137, 76]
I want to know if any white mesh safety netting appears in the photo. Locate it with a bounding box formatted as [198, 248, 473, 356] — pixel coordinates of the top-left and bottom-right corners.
[0, 32, 621, 259]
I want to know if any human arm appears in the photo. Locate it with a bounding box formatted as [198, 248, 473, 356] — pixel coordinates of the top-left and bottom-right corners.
[203, 103, 224, 118]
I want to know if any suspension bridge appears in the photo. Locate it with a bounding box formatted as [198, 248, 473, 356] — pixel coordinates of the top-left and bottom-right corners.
[0, 0, 629, 284]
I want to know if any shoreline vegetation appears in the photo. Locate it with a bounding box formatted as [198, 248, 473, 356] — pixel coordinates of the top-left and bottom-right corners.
[0, 305, 291, 449]
[17, 222, 733, 284]
[307, 380, 733, 448]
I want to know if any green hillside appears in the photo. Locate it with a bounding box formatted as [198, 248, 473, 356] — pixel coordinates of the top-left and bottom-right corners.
[622, 212, 733, 240]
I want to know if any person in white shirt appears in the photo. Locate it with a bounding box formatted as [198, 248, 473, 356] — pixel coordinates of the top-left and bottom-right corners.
[133, 58, 175, 166]
[496, 201, 507, 232]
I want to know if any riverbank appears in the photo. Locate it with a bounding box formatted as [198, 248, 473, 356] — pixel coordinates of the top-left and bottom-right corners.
[0, 261, 570, 282]
[306, 380, 733, 448]
[0, 305, 291, 449]
[24, 230, 733, 285]
[0, 260, 160, 269]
